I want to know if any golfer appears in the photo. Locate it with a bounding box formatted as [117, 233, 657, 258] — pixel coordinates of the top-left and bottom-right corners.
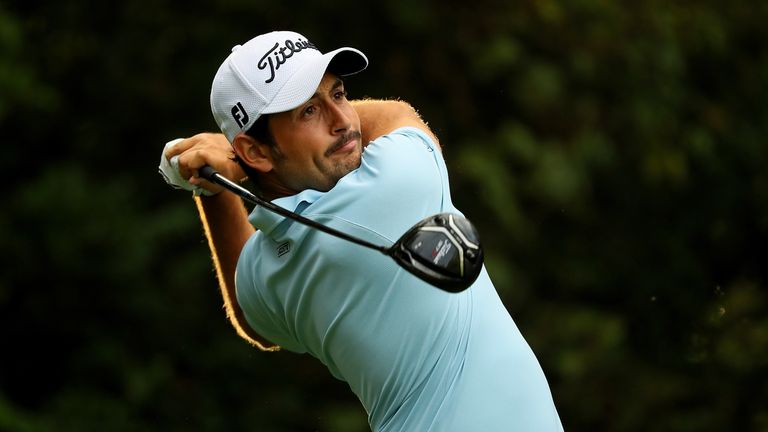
[160, 31, 563, 431]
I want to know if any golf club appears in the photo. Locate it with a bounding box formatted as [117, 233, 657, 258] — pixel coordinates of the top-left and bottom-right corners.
[199, 166, 484, 292]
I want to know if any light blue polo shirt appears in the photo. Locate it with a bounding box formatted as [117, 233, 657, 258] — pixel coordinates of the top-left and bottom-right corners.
[235, 127, 563, 431]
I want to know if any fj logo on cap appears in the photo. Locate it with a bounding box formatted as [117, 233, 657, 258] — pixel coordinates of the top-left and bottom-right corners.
[258, 38, 318, 84]
[231, 102, 249, 128]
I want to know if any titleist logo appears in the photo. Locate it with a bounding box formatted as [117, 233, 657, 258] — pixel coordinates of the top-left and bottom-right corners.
[258, 38, 318, 84]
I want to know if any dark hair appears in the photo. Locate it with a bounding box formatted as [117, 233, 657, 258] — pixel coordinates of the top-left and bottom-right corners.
[245, 114, 275, 146]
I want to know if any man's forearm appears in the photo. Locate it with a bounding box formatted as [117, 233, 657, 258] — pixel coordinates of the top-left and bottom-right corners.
[195, 193, 279, 351]
[351, 99, 440, 148]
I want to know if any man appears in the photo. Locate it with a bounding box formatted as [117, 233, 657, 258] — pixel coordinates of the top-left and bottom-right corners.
[160, 31, 563, 431]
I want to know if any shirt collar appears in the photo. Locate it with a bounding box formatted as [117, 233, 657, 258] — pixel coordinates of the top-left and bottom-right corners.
[248, 188, 325, 235]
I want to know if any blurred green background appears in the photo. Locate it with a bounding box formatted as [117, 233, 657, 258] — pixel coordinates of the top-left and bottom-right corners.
[2, 0, 767, 431]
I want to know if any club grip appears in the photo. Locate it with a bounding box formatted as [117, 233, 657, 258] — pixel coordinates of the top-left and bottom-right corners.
[199, 165, 217, 180]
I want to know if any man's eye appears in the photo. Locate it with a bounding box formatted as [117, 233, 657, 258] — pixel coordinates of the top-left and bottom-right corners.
[303, 105, 316, 116]
[334, 90, 348, 100]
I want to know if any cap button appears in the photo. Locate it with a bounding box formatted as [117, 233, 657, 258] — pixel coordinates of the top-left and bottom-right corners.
[231, 44, 242, 52]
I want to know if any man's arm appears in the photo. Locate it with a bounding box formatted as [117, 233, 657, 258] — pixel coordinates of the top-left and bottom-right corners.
[195, 193, 279, 351]
[165, 133, 280, 351]
[351, 99, 441, 149]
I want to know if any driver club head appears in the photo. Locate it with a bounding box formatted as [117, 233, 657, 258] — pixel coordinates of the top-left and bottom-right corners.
[388, 213, 484, 292]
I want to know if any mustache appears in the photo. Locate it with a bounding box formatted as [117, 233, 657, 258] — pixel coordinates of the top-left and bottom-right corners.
[325, 130, 362, 156]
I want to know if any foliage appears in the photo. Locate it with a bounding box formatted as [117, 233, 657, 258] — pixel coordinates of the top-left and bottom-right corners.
[1, 0, 766, 430]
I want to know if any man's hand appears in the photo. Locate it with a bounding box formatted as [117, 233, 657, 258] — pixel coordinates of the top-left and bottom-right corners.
[160, 133, 246, 196]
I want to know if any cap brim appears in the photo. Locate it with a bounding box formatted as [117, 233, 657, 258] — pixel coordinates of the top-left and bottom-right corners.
[263, 47, 368, 115]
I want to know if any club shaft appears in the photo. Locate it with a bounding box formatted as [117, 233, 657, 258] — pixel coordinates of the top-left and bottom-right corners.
[200, 167, 389, 254]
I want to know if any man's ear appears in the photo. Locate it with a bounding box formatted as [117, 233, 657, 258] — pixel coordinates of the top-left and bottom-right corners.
[232, 133, 274, 173]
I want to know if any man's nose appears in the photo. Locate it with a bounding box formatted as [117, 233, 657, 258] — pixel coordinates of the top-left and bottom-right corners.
[328, 103, 351, 134]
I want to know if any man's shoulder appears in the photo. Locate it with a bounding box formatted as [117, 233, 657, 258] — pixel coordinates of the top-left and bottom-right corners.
[359, 126, 441, 174]
[372, 126, 438, 150]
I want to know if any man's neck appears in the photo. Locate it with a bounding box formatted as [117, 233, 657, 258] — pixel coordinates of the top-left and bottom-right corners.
[254, 174, 296, 201]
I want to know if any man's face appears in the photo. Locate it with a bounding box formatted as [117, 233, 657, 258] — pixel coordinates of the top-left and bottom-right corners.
[268, 73, 363, 193]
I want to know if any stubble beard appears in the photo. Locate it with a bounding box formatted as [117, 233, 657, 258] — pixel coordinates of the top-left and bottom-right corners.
[322, 145, 362, 190]
[320, 130, 363, 190]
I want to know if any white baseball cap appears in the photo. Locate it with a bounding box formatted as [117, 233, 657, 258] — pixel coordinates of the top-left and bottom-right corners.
[210, 31, 368, 142]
